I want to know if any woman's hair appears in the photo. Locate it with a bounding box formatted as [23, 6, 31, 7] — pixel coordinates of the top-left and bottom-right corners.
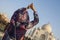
[13, 8, 30, 23]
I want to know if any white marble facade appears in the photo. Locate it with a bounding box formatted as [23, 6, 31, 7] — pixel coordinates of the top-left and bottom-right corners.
[25, 23, 55, 40]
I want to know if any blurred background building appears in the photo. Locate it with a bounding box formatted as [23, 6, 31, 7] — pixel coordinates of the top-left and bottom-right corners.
[25, 23, 55, 40]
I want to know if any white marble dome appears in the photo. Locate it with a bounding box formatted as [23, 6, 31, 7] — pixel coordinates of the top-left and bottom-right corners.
[42, 23, 52, 33]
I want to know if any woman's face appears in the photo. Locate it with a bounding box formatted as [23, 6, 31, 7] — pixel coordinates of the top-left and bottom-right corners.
[19, 13, 27, 22]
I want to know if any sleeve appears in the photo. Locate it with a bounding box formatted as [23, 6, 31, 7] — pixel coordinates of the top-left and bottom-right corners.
[2, 30, 10, 40]
[26, 11, 39, 29]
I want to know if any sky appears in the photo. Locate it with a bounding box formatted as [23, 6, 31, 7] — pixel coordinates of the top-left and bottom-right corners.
[0, 0, 60, 40]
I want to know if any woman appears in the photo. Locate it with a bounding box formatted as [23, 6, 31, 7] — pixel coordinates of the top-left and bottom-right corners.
[2, 3, 39, 40]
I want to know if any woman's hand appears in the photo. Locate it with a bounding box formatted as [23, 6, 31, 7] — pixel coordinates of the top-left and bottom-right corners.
[27, 3, 36, 12]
